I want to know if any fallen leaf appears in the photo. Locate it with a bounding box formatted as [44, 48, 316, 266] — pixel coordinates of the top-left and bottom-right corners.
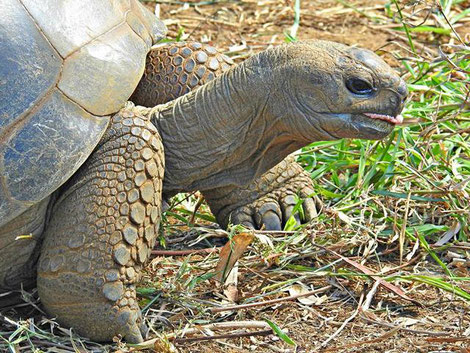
[215, 232, 254, 283]
[314, 244, 421, 306]
[223, 263, 239, 302]
[435, 222, 461, 246]
[337, 211, 353, 225]
[224, 284, 239, 303]
[286, 283, 320, 305]
[395, 317, 420, 327]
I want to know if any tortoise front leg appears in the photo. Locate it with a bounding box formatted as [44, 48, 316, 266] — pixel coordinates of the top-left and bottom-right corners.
[37, 105, 164, 342]
[132, 41, 320, 230]
[203, 155, 321, 230]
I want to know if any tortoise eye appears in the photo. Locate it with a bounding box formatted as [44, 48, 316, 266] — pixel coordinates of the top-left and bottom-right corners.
[346, 78, 374, 95]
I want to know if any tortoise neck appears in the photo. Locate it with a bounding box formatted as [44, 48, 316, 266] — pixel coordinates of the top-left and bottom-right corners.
[150, 53, 303, 195]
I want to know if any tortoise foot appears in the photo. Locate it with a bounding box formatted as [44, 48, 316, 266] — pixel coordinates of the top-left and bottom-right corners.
[204, 155, 322, 230]
[37, 106, 164, 342]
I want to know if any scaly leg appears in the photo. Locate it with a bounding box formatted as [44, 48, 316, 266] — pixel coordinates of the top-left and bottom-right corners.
[131, 41, 320, 230]
[37, 105, 164, 342]
[203, 155, 320, 229]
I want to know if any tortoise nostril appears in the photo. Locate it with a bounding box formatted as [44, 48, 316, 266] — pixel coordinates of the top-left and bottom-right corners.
[397, 81, 408, 98]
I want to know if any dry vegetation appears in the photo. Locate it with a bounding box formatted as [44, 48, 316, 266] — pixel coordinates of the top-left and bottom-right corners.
[1, 0, 469, 352]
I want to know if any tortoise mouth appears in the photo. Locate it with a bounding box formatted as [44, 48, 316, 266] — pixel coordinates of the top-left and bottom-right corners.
[363, 112, 403, 125]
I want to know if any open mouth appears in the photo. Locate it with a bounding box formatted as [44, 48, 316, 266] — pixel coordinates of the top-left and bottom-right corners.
[363, 113, 403, 125]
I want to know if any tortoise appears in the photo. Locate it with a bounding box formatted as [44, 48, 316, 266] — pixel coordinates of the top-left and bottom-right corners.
[0, 0, 408, 343]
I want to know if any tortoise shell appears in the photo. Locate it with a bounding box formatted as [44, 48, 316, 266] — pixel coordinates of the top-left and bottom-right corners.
[0, 0, 166, 224]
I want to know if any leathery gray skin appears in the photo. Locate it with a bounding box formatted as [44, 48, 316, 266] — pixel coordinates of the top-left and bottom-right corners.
[151, 40, 407, 206]
[130, 41, 320, 231]
[4, 40, 407, 344]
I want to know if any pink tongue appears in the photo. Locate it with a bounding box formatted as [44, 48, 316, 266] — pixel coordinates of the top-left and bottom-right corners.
[364, 113, 403, 125]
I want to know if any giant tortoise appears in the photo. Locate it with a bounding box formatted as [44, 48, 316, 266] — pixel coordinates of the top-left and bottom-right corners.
[0, 0, 407, 342]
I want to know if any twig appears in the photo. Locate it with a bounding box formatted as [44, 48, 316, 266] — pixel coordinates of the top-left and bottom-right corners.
[362, 280, 380, 310]
[130, 321, 272, 350]
[152, 247, 220, 256]
[426, 337, 470, 343]
[209, 285, 332, 313]
[321, 324, 401, 352]
[310, 243, 422, 306]
[172, 329, 272, 344]
[315, 291, 365, 349]
[361, 315, 450, 337]
[189, 193, 205, 224]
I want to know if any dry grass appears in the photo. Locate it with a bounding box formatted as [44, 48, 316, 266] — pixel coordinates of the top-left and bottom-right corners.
[1, 1, 469, 352]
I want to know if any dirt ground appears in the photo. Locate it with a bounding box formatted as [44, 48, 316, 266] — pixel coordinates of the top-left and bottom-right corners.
[1, 1, 468, 352]
[156, 0, 469, 65]
[144, 247, 470, 353]
[135, 1, 470, 352]
[158, 0, 393, 59]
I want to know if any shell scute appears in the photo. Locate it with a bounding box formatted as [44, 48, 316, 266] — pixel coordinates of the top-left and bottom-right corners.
[0, 0, 166, 226]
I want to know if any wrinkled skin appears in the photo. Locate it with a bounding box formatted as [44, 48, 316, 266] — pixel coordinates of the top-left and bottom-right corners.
[151, 40, 407, 204]
[131, 42, 320, 230]
[2, 40, 407, 343]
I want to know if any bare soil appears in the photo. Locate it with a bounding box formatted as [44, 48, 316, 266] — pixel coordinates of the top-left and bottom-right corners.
[1, 1, 468, 353]
[134, 2, 470, 352]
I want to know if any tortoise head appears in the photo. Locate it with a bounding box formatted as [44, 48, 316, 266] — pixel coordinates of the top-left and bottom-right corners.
[151, 40, 408, 194]
[264, 40, 408, 142]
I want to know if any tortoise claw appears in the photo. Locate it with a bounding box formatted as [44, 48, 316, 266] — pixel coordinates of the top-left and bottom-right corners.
[205, 157, 321, 231]
[213, 172, 320, 231]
